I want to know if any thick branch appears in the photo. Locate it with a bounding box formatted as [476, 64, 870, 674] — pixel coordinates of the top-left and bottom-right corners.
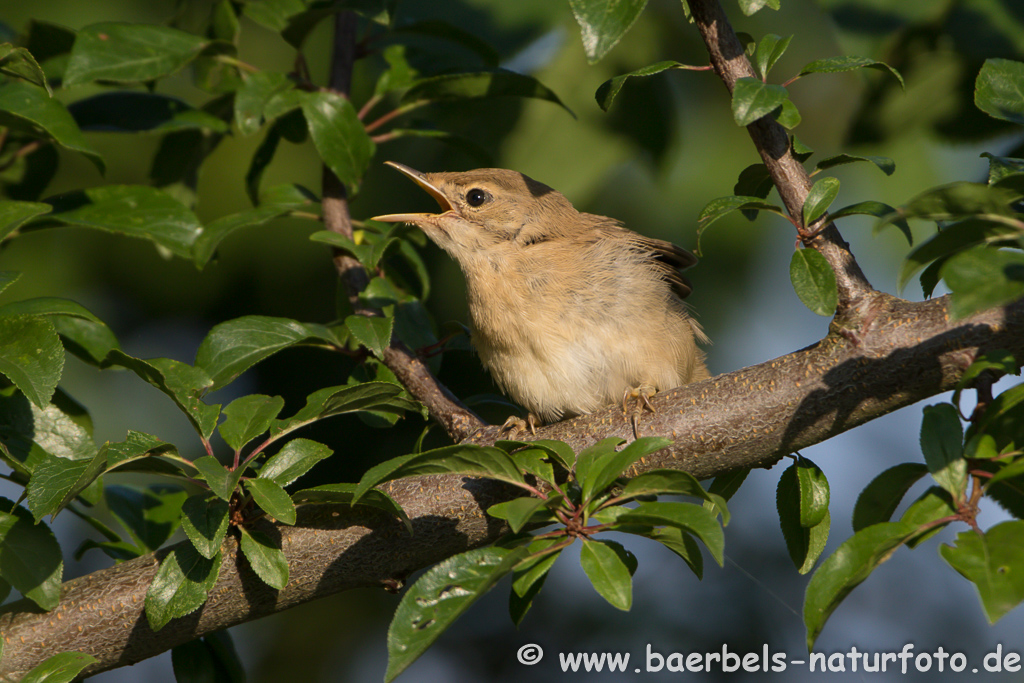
[688, 0, 873, 307]
[319, 12, 484, 440]
[2, 295, 1021, 679]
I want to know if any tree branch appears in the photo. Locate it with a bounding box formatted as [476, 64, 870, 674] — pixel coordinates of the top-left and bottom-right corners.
[688, 0, 874, 308]
[2, 295, 1021, 679]
[318, 12, 484, 441]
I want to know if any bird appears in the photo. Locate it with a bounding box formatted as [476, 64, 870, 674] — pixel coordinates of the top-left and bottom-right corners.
[372, 161, 709, 436]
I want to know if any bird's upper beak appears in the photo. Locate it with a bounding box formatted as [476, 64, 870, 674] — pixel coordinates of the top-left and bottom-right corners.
[371, 161, 454, 223]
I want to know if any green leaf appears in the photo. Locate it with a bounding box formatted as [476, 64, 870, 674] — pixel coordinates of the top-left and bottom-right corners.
[881, 182, 1020, 227]
[105, 485, 187, 552]
[955, 350, 1019, 409]
[354, 444, 525, 503]
[0, 497, 63, 610]
[568, 0, 648, 63]
[595, 60, 704, 112]
[579, 538, 634, 610]
[803, 176, 840, 226]
[796, 456, 830, 527]
[777, 462, 830, 574]
[981, 153, 1024, 184]
[402, 69, 573, 117]
[831, 200, 910, 245]
[644, 527, 704, 578]
[244, 478, 296, 525]
[345, 313, 393, 360]
[193, 456, 242, 501]
[271, 382, 415, 437]
[920, 404, 968, 500]
[69, 92, 228, 134]
[797, 56, 904, 88]
[171, 634, 246, 683]
[738, 0, 780, 15]
[64, 22, 209, 85]
[696, 195, 787, 246]
[704, 468, 749, 521]
[218, 394, 285, 452]
[755, 34, 793, 79]
[0, 82, 104, 173]
[731, 77, 789, 127]
[620, 468, 714, 503]
[897, 219, 1015, 292]
[41, 185, 203, 258]
[614, 501, 724, 565]
[300, 90, 374, 196]
[0, 200, 51, 241]
[575, 436, 670, 504]
[813, 153, 895, 176]
[773, 97, 801, 129]
[942, 247, 1024, 319]
[108, 354, 219, 439]
[0, 315, 63, 408]
[0, 44, 50, 93]
[19, 652, 98, 683]
[487, 496, 557, 534]
[195, 315, 339, 391]
[852, 463, 929, 531]
[899, 486, 956, 548]
[259, 437, 332, 487]
[195, 203, 305, 268]
[235, 70, 294, 135]
[25, 448, 104, 521]
[941, 520, 1024, 622]
[385, 546, 527, 682]
[180, 494, 230, 559]
[145, 544, 221, 631]
[292, 483, 412, 534]
[804, 522, 918, 649]
[789, 249, 838, 316]
[239, 526, 289, 590]
[975, 58, 1024, 125]
[374, 44, 418, 97]
[509, 541, 561, 626]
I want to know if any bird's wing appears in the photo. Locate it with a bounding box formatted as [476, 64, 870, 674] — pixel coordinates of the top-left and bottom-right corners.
[588, 216, 698, 299]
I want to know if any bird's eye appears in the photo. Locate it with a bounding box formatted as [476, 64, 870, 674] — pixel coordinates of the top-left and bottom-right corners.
[466, 188, 487, 207]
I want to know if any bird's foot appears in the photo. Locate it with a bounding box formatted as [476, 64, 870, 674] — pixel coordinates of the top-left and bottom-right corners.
[499, 413, 539, 438]
[623, 384, 657, 439]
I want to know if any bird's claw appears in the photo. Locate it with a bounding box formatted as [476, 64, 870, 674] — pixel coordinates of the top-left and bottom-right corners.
[623, 385, 657, 439]
[499, 413, 538, 438]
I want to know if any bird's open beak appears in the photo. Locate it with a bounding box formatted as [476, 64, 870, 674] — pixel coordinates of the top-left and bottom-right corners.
[371, 161, 454, 222]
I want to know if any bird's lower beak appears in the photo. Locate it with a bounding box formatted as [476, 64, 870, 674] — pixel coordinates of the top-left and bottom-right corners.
[371, 161, 454, 223]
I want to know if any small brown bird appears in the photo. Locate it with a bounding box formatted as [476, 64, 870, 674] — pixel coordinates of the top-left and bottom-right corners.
[372, 162, 709, 434]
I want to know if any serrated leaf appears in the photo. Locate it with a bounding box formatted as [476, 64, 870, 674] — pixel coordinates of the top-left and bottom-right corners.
[0, 497, 63, 611]
[145, 544, 221, 631]
[194, 315, 340, 391]
[981, 153, 1024, 184]
[797, 55, 904, 88]
[193, 456, 242, 501]
[942, 247, 1024, 319]
[180, 494, 230, 559]
[696, 194, 786, 242]
[194, 203, 302, 268]
[790, 249, 838, 316]
[899, 486, 956, 548]
[239, 526, 289, 589]
[881, 182, 1020, 227]
[108, 353, 219, 439]
[218, 394, 285, 452]
[0, 44, 50, 93]
[0, 81, 104, 173]
[731, 77, 789, 127]
[105, 485, 187, 552]
[234, 70, 294, 135]
[813, 153, 895, 176]
[402, 69, 573, 117]
[259, 437, 331, 487]
[777, 462, 830, 573]
[897, 219, 1014, 292]
[25, 448, 104, 521]
[620, 468, 713, 503]
[852, 463, 929, 531]
[69, 92, 228, 134]
[385, 546, 528, 682]
[795, 456, 830, 527]
[975, 58, 1024, 125]
[509, 541, 561, 626]
[19, 652, 97, 683]
[244, 478, 296, 525]
[579, 538, 634, 610]
[271, 382, 415, 437]
[374, 43, 418, 97]
[65, 22, 209, 85]
[101, 430, 188, 476]
[755, 34, 793, 79]
[941, 520, 1024, 622]
[0, 200, 51, 241]
[40, 185, 203, 258]
[300, 90, 374, 196]
[575, 436, 670, 504]
[614, 501, 724, 565]
[738, 0, 780, 16]
[595, 60, 698, 111]
[831, 200, 910, 245]
[293, 483, 412, 534]
[920, 404, 968, 500]
[773, 97, 801, 129]
[0, 315, 63, 408]
[804, 522, 918, 649]
[568, 0, 648, 63]
[645, 527, 704, 578]
[803, 176, 840, 225]
[487, 496, 558, 534]
[345, 313, 393, 359]
[354, 444, 525, 503]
